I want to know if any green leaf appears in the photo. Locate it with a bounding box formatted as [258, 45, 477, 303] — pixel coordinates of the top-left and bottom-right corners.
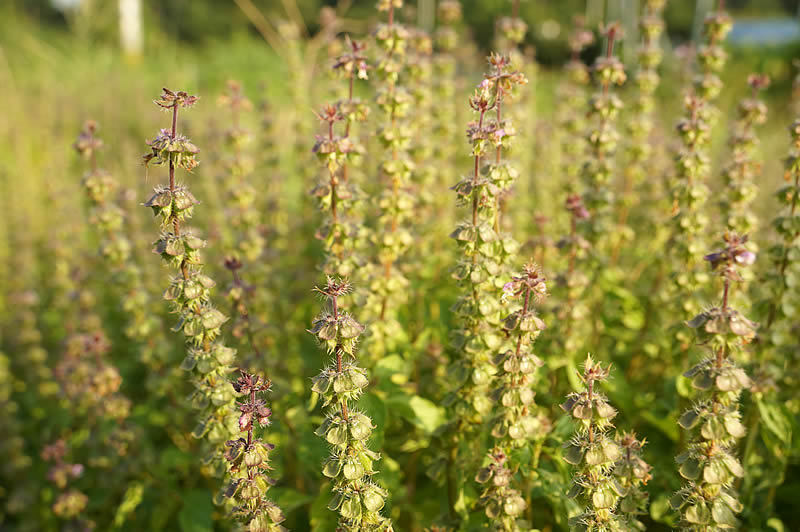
[358, 392, 387, 449]
[679, 457, 701, 480]
[757, 400, 792, 446]
[340, 496, 362, 519]
[712, 498, 739, 528]
[310, 485, 338, 531]
[269, 487, 315, 515]
[685, 502, 711, 525]
[678, 409, 700, 430]
[112, 482, 144, 529]
[767, 518, 786, 532]
[178, 490, 213, 532]
[385, 393, 444, 434]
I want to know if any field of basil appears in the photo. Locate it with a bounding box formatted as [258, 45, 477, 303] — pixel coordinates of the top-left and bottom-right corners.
[0, 0, 798, 531]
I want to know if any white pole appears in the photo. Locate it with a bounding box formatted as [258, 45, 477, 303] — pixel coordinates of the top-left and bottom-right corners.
[119, 0, 143, 56]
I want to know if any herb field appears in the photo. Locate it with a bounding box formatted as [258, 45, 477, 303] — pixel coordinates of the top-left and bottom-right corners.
[1, 1, 799, 531]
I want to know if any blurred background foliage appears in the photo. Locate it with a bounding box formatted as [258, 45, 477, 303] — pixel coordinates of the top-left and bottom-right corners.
[6, 0, 800, 62]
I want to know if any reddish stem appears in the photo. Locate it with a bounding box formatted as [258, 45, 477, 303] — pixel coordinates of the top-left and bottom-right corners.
[331, 294, 347, 420]
[514, 285, 532, 357]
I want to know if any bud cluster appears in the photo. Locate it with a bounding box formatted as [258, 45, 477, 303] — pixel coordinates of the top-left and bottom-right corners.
[672, 233, 756, 530]
[693, 7, 733, 107]
[613, 432, 652, 530]
[560, 355, 623, 531]
[309, 277, 393, 531]
[222, 372, 286, 531]
[41, 439, 92, 528]
[475, 263, 550, 529]
[720, 75, 769, 238]
[474, 447, 528, 530]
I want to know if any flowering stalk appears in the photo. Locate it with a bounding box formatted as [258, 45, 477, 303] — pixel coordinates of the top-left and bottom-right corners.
[406, 1, 462, 355]
[494, 0, 526, 59]
[54, 330, 131, 429]
[0, 350, 34, 522]
[407, 28, 434, 220]
[218, 81, 266, 263]
[558, 17, 595, 199]
[334, 36, 370, 189]
[48, 317, 134, 529]
[309, 277, 393, 531]
[223, 372, 286, 531]
[672, 232, 755, 530]
[561, 355, 622, 531]
[361, 0, 414, 360]
[669, 91, 713, 349]
[142, 88, 239, 476]
[484, 53, 528, 233]
[581, 23, 626, 250]
[224, 257, 265, 370]
[693, 2, 732, 121]
[312, 102, 362, 278]
[493, 0, 529, 232]
[613, 0, 667, 263]
[75, 121, 162, 369]
[448, 68, 522, 432]
[553, 22, 594, 368]
[41, 439, 91, 529]
[668, 3, 732, 332]
[8, 290, 59, 412]
[738, 119, 800, 519]
[760, 118, 800, 366]
[720, 74, 769, 238]
[431, 0, 462, 215]
[613, 432, 653, 531]
[559, 195, 591, 345]
[476, 263, 549, 530]
[312, 36, 369, 280]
